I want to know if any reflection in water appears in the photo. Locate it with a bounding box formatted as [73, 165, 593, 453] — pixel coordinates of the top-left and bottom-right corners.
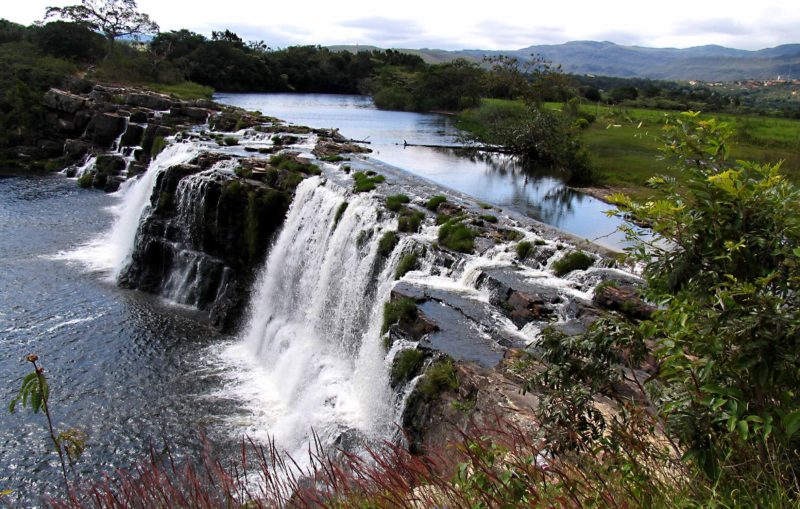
[215, 93, 629, 249]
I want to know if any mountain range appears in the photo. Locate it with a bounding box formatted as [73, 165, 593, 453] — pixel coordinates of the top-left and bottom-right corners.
[329, 41, 800, 82]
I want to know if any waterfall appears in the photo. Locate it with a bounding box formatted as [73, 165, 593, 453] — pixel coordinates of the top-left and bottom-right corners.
[53, 142, 200, 277]
[220, 177, 399, 456]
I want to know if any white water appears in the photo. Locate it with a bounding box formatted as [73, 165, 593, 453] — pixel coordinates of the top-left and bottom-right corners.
[218, 177, 399, 456]
[52, 142, 200, 277]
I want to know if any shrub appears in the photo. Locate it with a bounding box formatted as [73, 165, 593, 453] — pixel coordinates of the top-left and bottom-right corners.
[479, 214, 498, 223]
[385, 194, 410, 212]
[394, 252, 418, 280]
[321, 155, 347, 162]
[377, 231, 398, 257]
[381, 297, 417, 334]
[438, 219, 476, 253]
[391, 348, 425, 386]
[426, 195, 447, 211]
[552, 251, 593, 276]
[516, 240, 533, 260]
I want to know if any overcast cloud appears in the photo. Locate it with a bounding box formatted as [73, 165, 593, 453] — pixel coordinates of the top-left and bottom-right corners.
[5, 0, 797, 51]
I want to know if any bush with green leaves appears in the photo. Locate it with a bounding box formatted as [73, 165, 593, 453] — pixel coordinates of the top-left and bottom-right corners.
[394, 252, 418, 280]
[516, 240, 533, 260]
[610, 111, 800, 489]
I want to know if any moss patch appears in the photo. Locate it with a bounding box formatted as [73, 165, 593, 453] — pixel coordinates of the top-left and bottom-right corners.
[394, 252, 419, 280]
[516, 241, 533, 260]
[417, 359, 459, 399]
[378, 231, 398, 257]
[386, 194, 411, 212]
[391, 348, 425, 386]
[552, 250, 594, 276]
[425, 195, 447, 211]
[438, 219, 476, 253]
[353, 171, 386, 193]
[381, 297, 418, 335]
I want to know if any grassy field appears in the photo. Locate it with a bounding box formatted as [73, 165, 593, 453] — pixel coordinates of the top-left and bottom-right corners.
[458, 99, 800, 199]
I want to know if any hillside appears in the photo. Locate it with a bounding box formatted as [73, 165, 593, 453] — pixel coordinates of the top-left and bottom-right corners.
[331, 41, 800, 81]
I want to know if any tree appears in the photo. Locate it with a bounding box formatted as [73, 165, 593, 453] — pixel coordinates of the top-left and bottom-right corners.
[44, 0, 159, 57]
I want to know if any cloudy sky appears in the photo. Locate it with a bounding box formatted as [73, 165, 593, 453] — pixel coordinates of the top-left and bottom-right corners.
[5, 0, 798, 50]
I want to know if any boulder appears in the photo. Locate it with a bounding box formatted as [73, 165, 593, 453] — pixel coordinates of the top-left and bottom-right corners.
[125, 92, 173, 111]
[64, 139, 91, 161]
[593, 283, 654, 320]
[87, 113, 127, 146]
[129, 109, 149, 123]
[42, 89, 88, 114]
[121, 123, 144, 147]
[95, 154, 126, 176]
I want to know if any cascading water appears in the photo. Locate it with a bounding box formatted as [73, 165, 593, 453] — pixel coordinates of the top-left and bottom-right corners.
[53, 141, 200, 277]
[219, 177, 400, 457]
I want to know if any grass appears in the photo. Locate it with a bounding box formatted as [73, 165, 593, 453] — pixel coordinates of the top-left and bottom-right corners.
[378, 231, 398, 257]
[353, 171, 386, 193]
[333, 201, 348, 228]
[552, 251, 594, 276]
[398, 210, 425, 233]
[144, 81, 214, 100]
[438, 219, 476, 253]
[479, 214, 498, 223]
[321, 155, 348, 162]
[381, 297, 418, 335]
[417, 359, 459, 399]
[391, 348, 425, 385]
[386, 194, 411, 212]
[516, 241, 533, 260]
[269, 154, 321, 175]
[151, 136, 167, 158]
[394, 253, 419, 280]
[426, 195, 447, 211]
[457, 98, 800, 200]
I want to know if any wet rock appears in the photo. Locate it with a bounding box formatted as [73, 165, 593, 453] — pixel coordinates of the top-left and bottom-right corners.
[129, 109, 149, 124]
[313, 140, 372, 157]
[170, 106, 210, 122]
[64, 140, 91, 162]
[87, 113, 127, 146]
[95, 154, 126, 176]
[125, 92, 173, 111]
[126, 161, 147, 177]
[121, 124, 144, 147]
[593, 283, 654, 320]
[42, 88, 88, 114]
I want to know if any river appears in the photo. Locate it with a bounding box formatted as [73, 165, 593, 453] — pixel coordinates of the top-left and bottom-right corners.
[215, 93, 627, 249]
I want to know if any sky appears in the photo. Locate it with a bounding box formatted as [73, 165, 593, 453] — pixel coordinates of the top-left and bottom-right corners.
[4, 0, 798, 51]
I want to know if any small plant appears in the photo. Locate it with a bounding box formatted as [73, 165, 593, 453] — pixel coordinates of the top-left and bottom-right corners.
[394, 252, 419, 280]
[77, 172, 93, 188]
[321, 155, 348, 162]
[479, 202, 493, 209]
[426, 195, 447, 211]
[378, 230, 398, 257]
[552, 251, 594, 276]
[223, 136, 239, 146]
[516, 240, 533, 260]
[381, 297, 418, 335]
[353, 171, 385, 193]
[398, 210, 425, 233]
[9, 354, 86, 488]
[438, 219, 476, 253]
[417, 359, 459, 399]
[391, 348, 425, 386]
[534, 238, 547, 246]
[333, 201, 348, 228]
[479, 214, 498, 223]
[386, 194, 411, 212]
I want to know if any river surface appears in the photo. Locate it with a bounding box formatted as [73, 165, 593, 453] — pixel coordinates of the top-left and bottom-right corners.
[215, 93, 627, 249]
[0, 175, 243, 504]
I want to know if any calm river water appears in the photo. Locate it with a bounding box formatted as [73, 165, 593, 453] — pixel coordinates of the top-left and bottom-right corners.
[215, 93, 627, 249]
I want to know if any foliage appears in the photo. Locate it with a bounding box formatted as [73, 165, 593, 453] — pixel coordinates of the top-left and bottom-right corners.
[352, 171, 385, 193]
[606, 111, 800, 492]
[385, 193, 410, 212]
[377, 230, 398, 257]
[551, 250, 594, 276]
[394, 252, 418, 280]
[45, 0, 159, 56]
[390, 348, 425, 386]
[397, 209, 425, 233]
[479, 214, 498, 223]
[425, 195, 447, 211]
[77, 172, 94, 188]
[438, 219, 476, 253]
[381, 297, 418, 335]
[516, 240, 533, 260]
[416, 359, 459, 399]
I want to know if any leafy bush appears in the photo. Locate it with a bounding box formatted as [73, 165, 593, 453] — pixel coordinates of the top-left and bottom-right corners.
[385, 193, 410, 212]
[552, 251, 593, 276]
[438, 219, 476, 253]
[425, 195, 447, 211]
[381, 297, 417, 334]
[223, 136, 238, 146]
[394, 252, 418, 280]
[516, 240, 533, 260]
[398, 210, 425, 233]
[377, 231, 398, 257]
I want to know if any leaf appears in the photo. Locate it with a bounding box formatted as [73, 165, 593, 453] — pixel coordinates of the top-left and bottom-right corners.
[0, 490, 11, 496]
[782, 411, 800, 438]
[737, 420, 749, 441]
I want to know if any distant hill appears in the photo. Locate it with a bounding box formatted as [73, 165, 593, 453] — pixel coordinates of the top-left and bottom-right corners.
[330, 41, 800, 82]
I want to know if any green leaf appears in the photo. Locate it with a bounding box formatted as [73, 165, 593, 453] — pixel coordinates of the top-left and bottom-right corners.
[737, 420, 749, 441]
[782, 411, 800, 438]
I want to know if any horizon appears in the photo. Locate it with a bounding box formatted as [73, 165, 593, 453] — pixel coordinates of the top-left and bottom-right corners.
[4, 0, 798, 52]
